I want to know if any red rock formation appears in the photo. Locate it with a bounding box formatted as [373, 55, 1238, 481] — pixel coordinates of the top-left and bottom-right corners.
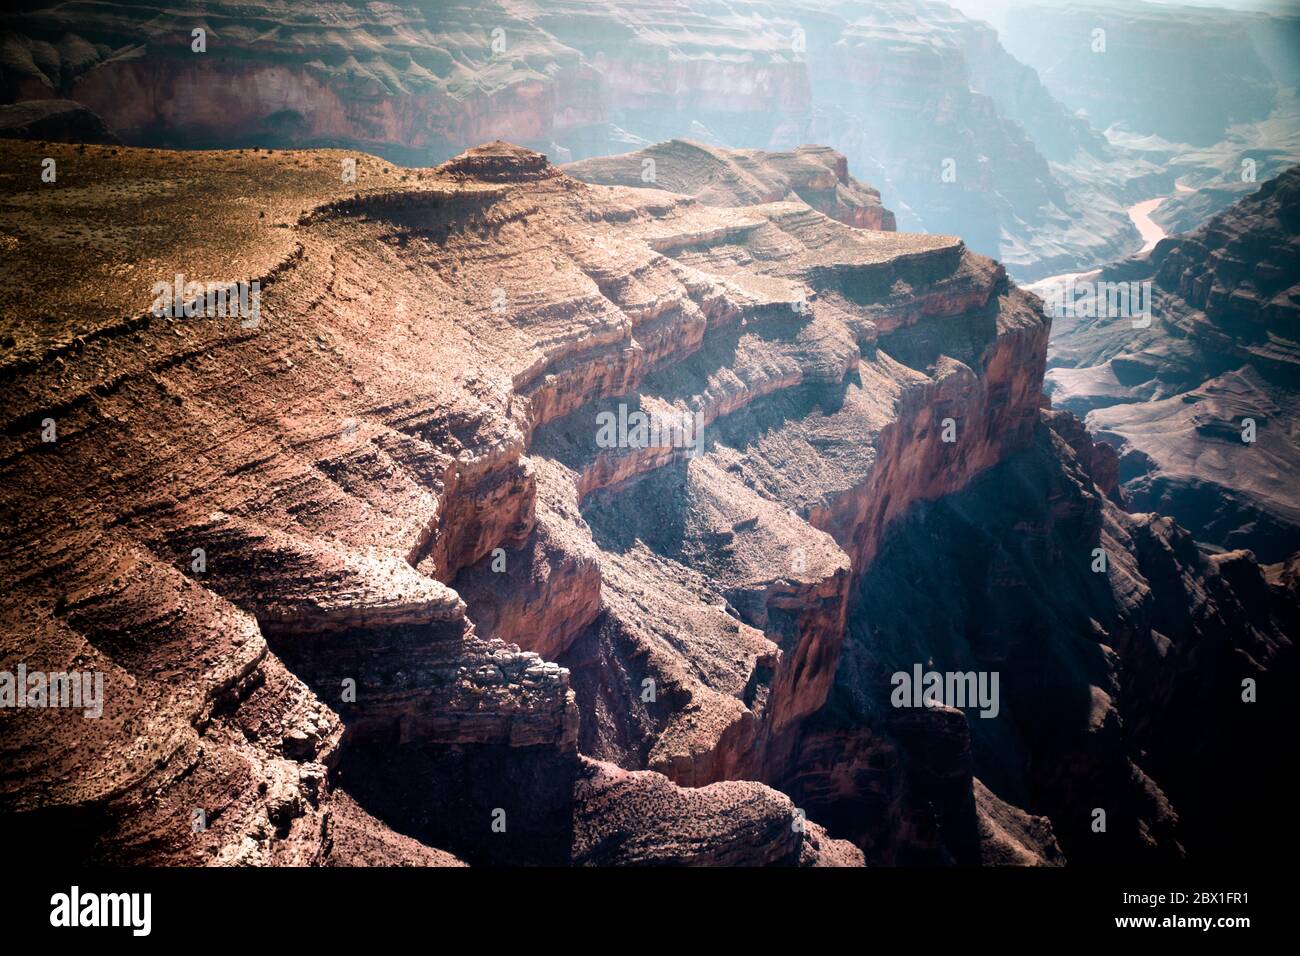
[1, 136, 1292, 869]
[565, 140, 896, 231]
[0, 137, 917, 865]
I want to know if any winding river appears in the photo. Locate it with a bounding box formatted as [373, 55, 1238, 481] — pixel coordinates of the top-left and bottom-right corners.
[1026, 193, 1179, 301]
[1128, 197, 1168, 253]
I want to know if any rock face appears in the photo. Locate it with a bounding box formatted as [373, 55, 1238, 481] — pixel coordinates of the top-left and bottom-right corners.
[0, 137, 1294, 867]
[0, 99, 118, 144]
[1047, 166, 1300, 563]
[571, 758, 862, 866]
[789, 407, 1296, 864]
[0, 137, 886, 866]
[0, 0, 1183, 278]
[564, 140, 896, 231]
[1151, 183, 1260, 237]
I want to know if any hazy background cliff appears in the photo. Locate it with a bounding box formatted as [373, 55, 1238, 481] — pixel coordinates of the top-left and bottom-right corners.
[4, 0, 1299, 279]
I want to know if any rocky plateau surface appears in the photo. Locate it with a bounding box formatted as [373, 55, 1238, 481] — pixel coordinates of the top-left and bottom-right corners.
[564, 140, 896, 231]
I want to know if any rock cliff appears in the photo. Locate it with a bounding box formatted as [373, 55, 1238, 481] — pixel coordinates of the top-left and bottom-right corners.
[0, 137, 894, 865]
[0, 0, 1181, 278]
[0, 137, 1292, 866]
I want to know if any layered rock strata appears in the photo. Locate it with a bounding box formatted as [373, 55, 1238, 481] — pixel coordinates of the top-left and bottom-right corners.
[0, 0, 1187, 277]
[1, 137, 1292, 867]
[0, 138, 892, 865]
[564, 140, 896, 231]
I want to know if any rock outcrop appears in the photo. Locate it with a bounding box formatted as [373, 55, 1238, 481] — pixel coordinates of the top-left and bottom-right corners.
[1151, 183, 1260, 237]
[564, 140, 896, 231]
[0, 99, 118, 144]
[1, 136, 1293, 867]
[571, 758, 862, 866]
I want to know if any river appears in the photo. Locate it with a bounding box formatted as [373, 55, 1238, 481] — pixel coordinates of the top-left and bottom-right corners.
[1128, 197, 1168, 253]
[1025, 194, 1175, 300]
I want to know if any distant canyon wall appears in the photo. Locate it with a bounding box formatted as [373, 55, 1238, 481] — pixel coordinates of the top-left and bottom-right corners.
[7, 0, 1265, 277]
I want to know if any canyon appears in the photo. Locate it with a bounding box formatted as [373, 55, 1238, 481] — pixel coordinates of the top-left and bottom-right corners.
[1047, 164, 1300, 568]
[1, 135, 1293, 866]
[11, 0, 1296, 280]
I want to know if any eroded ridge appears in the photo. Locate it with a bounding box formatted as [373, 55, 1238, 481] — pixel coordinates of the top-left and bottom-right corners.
[2, 139, 1291, 867]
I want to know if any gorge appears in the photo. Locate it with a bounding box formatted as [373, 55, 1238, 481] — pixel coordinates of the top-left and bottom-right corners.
[6, 0, 1298, 282]
[1, 0, 1298, 878]
[1, 134, 1293, 868]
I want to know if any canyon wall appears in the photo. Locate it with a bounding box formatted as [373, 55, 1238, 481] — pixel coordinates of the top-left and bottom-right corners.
[1047, 165, 1300, 563]
[1, 137, 1294, 866]
[785, 408, 1297, 863]
[0, 0, 1193, 278]
[1002, 0, 1294, 147]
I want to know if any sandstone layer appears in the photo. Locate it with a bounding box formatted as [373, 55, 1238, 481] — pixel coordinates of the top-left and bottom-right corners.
[1, 138, 1294, 867]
